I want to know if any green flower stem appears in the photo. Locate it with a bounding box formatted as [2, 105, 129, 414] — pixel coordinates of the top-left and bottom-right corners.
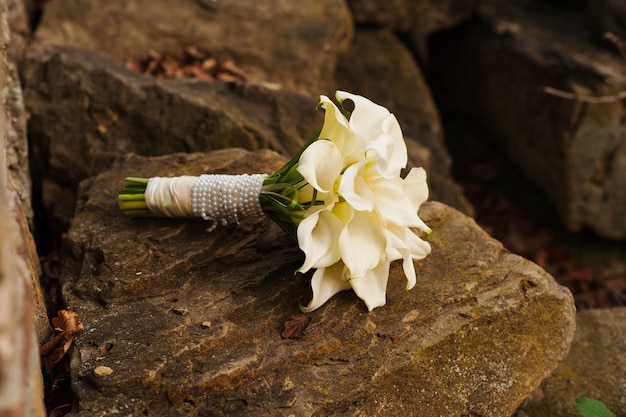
[124, 177, 149, 186]
[118, 200, 148, 210]
[118, 177, 154, 218]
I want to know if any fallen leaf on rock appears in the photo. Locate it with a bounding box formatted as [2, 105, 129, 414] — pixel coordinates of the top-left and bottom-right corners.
[282, 315, 312, 339]
[126, 46, 249, 82]
[40, 310, 83, 373]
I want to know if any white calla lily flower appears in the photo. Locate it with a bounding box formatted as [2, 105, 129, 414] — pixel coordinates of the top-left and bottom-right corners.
[297, 91, 431, 312]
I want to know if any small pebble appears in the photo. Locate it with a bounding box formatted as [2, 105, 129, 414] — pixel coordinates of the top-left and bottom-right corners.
[94, 365, 113, 377]
[201, 321, 212, 328]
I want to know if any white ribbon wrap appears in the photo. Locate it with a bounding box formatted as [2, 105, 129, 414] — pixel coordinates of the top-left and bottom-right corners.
[145, 174, 267, 231]
[145, 176, 196, 218]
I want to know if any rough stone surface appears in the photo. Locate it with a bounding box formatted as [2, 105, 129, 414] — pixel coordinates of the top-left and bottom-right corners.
[587, 0, 626, 40]
[6, 0, 32, 52]
[33, 0, 353, 98]
[5, 0, 51, 354]
[0, 5, 46, 413]
[335, 28, 473, 216]
[346, 0, 477, 61]
[3, 0, 32, 223]
[13, 193, 52, 345]
[515, 308, 626, 417]
[432, 0, 626, 239]
[20, 42, 324, 230]
[60, 149, 575, 417]
[347, 0, 475, 33]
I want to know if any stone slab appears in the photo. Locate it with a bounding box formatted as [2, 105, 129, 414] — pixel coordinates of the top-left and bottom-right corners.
[61, 150, 575, 416]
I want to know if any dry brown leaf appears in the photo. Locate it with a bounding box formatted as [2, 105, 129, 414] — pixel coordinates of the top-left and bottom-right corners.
[282, 315, 311, 339]
[126, 46, 249, 82]
[218, 60, 250, 80]
[202, 58, 217, 71]
[40, 310, 83, 373]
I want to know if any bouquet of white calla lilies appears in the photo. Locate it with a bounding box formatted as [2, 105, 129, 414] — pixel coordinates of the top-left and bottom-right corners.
[118, 91, 431, 311]
[293, 92, 431, 311]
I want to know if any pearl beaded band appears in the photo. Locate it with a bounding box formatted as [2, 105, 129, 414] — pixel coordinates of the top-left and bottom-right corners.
[191, 173, 267, 230]
[145, 173, 267, 231]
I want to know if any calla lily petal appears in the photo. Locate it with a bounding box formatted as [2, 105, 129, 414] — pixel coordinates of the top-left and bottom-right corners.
[376, 114, 408, 177]
[297, 210, 343, 273]
[403, 167, 431, 232]
[405, 228, 432, 260]
[383, 227, 415, 289]
[404, 167, 429, 209]
[297, 140, 342, 193]
[384, 225, 431, 290]
[301, 262, 351, 312]
[349, 260, 390, 311]
[338, 162, 375, 212]
[339, 210, 385, 278]
[318, 95, 363, 164]
[336, 91, 389, 141]
[369, 176, 421, 227]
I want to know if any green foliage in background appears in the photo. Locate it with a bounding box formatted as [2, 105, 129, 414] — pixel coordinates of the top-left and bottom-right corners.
[574, 397, 616, 417]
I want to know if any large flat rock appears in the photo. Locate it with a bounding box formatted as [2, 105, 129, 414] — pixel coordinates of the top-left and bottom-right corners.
[61, 149, 575, 416]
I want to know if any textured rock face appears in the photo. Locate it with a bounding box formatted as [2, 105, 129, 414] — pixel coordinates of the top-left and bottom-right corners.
[4, 0, 32, 223]
[587, 0, 626, 40]
[515, 308, 626, 417]
[33, 0, 353, 98]
[346, 0, 477, 60]
[2, 0, 49, 343]
[347, 0, 475, 35]
[433, 0, 626, 239]
[0, 10, 46, 415]
[61, 150, 575, 417]
[5, 0, 32, 52]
